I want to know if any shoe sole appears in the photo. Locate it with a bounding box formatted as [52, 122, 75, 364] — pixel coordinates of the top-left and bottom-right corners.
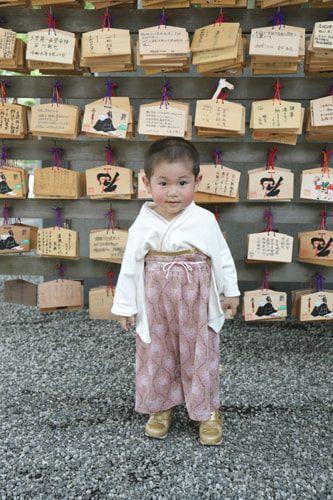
[145, 431, 168, 439]
[199, 437, 223, 446]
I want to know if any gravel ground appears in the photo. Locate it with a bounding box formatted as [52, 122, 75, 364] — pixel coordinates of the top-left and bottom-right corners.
[0, 279, 332, 499]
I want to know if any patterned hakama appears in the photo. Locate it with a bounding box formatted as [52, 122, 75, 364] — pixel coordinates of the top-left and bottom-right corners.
[135, 250, 220, 421]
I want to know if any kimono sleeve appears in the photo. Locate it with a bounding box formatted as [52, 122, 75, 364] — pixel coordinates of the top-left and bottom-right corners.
[211, 218, 240, 298]
[111, 229, 144, 317]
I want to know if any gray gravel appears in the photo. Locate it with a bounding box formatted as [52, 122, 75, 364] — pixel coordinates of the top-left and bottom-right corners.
[0, 279, 332, 499]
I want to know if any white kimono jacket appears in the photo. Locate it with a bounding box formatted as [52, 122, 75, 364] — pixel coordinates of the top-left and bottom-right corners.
[111, 201, 240, 343]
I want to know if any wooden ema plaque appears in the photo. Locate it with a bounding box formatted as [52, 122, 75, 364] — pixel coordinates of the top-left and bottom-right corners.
[300, 168, 333, 202]
[80, 28, 134, 73]
[0, 103, 27, 139]
[0, 224, 30, 253]
[198, 163, 240, 200]
[89, 228, 128, 264]
[85, 164, 134, 198]
[0, 27, 16, 59]
[0, 166, 28, 198]
[138, 101, 189, 139]
[250, 26, 301, 58]
[37, 227, 79, 260]
[243, 289, 287, 322]
[33, 167, 82, 199]
[26, 29, 76, 65]
[247, 166, 294, 201]
[82, 98, 131, 139]
[38, 279, 83, 312]
[82, 28, 131, 60]
[298, 229, 333, 267]
[0, 38, 27, 74]
[195, 100, 245, 138]
[89, 286, 118, 320]
[310, 96, 333, 128]
[251, 100, 302, 131]
[30, 103, 80, 139]
[299, 291, 333, 322]
[247, 231, 293, 263]
[137, 25, 190, 74]
[191, 23, 240, 53]
[4, 279, 37, 306]
[13, 222, 38, 249]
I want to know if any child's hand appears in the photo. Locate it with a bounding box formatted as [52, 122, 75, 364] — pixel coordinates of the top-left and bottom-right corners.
[119, 315, 135, 332]
[222, 296, 240, 318]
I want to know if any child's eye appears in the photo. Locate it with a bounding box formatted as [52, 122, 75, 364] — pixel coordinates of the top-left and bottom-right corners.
[180, 181, 187, 186]
[159, 182, 167, 186]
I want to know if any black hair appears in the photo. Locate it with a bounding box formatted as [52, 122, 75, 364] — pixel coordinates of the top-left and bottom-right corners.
[144, 137, 200, 181]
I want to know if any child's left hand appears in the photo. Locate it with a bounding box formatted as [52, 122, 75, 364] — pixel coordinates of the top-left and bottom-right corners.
[222, 296, 240, 318]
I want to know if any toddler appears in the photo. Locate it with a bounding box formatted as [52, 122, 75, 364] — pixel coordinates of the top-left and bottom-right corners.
[111, 137, 240, 445]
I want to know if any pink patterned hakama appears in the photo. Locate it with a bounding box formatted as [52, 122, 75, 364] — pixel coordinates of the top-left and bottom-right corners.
[135, 251, 220, 421]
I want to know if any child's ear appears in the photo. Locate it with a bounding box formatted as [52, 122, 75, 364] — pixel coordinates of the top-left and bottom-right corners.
[142, 175, 152, 194]
[194, 174, 203, 192]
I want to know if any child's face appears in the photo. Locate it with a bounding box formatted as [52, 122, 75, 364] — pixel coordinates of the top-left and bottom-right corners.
[143, 160, 202, 221]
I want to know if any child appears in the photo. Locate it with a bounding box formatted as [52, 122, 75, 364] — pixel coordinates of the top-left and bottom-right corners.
[111, 137, 240, 445]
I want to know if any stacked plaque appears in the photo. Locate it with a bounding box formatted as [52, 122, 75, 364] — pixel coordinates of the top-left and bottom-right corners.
[26, 29, 82, 75]
[137, 25, 190, 74]
[81, 28, 135, 73]
[305, 21, 333, 76]
[195, 98, 245, 138]
[249, 25, 305, 75]
[305, 95, 333, 141]
[191, 22, 246, 76]
[250, 98, 304, 145]
[0, 28, 27, 74]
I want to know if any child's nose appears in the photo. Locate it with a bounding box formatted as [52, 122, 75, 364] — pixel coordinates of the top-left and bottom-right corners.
[167, 185, 178, 196]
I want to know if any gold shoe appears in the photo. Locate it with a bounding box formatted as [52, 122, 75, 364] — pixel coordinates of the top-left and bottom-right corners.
[145, 407, 176, 439]
[199, 410, 223, 445]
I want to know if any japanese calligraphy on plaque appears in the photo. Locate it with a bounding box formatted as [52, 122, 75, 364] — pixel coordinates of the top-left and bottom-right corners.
[0, 103, 27, 138]
[85, 165, 134, 199]
[312, 22, 333, 50]
[33, 167, 82, 199]
[243, 289, 287, 322]
[0, 165, 28, 198]
[30, 103, 80, 139]
[299, 291, 333, 322]
[250, 26, 301, 58]
[195, 100, 245, 138]
[82, 98, 131, 139]
[310, 96, 333, 128]
[138, 101, 189, 139]
[298, 230, 333, 267]
[247, 232, 293, 263]
[38, 279, 83, 312]
[89, 287, 118, 320]
[37, 227, 79, 260]
[4, 279, 37, 306]
[251, 100, 302, 130]
[0, 28, 16, 59]
[89, 228, 128, 264]
[0, 224, 30, 253]
[26, 29, 76, 65]
[198, 164, 240, 199]
[247, 166, 294, 201]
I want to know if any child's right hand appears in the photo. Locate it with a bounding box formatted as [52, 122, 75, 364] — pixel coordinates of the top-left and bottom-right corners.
[119, 315, 135, 332]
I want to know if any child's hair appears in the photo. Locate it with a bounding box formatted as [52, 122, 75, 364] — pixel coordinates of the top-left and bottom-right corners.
[144, 137, 200, 181]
